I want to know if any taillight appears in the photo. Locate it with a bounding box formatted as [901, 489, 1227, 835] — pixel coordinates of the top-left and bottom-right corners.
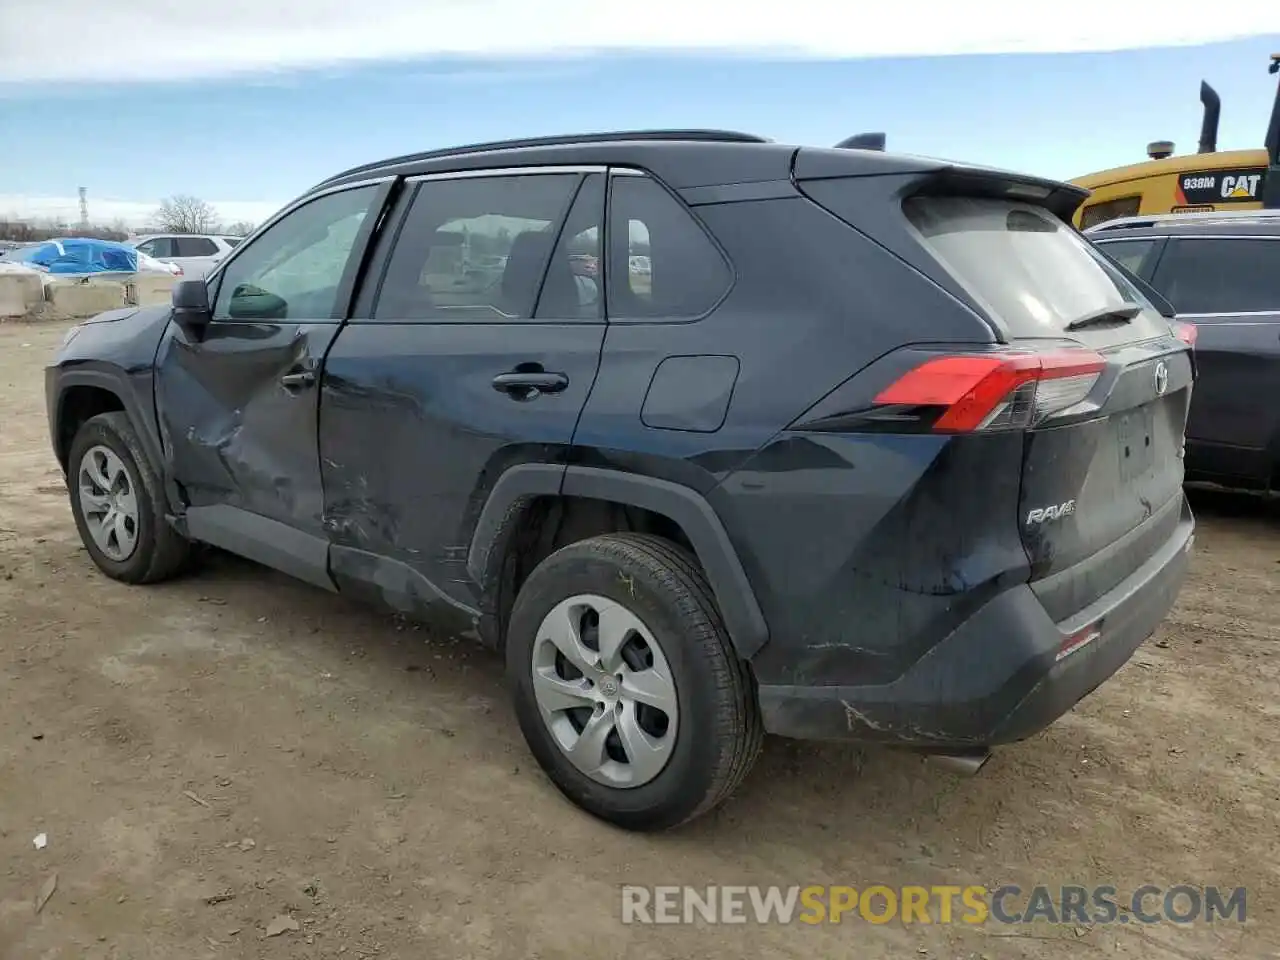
[874, 350, 1106, 433]
[1173, 321, 1196, 347]
[1057, 621, 1102, 662]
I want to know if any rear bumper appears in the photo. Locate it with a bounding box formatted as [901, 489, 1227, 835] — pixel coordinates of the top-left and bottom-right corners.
[757, 499, 1194, 746]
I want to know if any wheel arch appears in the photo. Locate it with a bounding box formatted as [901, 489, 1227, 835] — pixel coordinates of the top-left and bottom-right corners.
[53, 369, 153, 464]
[52, 367, 178, 510]
[468, 464, 769, 659]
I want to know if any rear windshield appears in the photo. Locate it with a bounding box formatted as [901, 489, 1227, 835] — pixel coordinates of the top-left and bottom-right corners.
[905, 196, 1164, 341]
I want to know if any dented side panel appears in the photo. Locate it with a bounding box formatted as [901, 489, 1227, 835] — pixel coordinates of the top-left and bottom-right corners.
[318, 321, 606, 612]
[154, 320, 340, 536]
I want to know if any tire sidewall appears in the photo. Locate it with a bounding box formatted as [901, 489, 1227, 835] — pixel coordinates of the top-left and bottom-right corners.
[506, 543, 727, 828]
[67, 416, 161, 582]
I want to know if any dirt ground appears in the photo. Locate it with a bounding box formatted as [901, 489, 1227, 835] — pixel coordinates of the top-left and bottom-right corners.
[1, 319, 1277, 960]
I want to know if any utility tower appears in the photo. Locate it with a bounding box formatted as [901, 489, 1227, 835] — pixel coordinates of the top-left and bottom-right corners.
[78, 187, 89, 231]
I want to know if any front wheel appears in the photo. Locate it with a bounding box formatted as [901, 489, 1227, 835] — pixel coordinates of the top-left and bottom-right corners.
[506, 533, 762, 831]
[66, 411, 193, 584]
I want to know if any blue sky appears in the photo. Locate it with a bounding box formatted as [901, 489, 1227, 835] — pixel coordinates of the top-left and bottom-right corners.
[2, 23, 1279, 226]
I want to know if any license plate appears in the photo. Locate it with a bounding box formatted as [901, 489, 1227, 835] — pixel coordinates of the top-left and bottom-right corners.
[1117, 406, 1156, 481]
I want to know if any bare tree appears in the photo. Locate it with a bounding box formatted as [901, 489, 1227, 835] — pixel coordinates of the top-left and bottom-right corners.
[154, 195, 221, 234]
[224, 220, 256, 237]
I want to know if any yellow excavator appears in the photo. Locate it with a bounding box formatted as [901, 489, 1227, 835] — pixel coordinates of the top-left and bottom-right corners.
[1070, 54, 1280, 228]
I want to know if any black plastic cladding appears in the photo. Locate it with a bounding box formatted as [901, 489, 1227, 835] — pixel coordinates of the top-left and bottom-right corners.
[45, 133, 1193, 751]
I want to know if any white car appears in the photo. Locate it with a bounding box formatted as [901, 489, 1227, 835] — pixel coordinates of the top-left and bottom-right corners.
[128, 234, 244, 279]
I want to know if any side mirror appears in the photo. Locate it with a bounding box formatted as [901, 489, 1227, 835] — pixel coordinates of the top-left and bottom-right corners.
[172, 279, 212, 338]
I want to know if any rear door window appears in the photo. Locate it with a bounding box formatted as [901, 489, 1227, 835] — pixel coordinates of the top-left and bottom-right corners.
[373, 173, 579, 322]
[1150, 237, 1280, 315]
[905, 196, 1167, 344]
[176, 236, 219, 257]
[535, 174, 604, 321]
[1094, 238, 1162, 280]
[138, 237, 174, 258]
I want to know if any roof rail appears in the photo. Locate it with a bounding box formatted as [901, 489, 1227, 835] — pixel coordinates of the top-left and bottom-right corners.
[1085, 207, 1280, 233]
[315, 129, 771, 187]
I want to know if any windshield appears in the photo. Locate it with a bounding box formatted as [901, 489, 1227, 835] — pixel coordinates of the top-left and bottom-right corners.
[905, 196, 1165, 341]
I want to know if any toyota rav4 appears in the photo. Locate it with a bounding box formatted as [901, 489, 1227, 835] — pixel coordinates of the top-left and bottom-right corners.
[46, 130, 1195, 830]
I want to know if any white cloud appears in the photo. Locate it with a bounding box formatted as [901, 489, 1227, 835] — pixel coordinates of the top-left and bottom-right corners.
[0, 195, 284, 229]
[1, 1, 1278, 83]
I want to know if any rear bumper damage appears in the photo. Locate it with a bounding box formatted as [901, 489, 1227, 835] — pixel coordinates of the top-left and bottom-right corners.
[757, 499, 1194, 747]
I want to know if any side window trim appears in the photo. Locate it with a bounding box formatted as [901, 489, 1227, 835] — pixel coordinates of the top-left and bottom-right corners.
[205, 177, 396, 323]
[603, 166, 736, 325]
[356, 166, 601, 324]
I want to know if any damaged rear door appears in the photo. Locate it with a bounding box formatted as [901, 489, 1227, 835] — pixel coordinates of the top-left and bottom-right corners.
[154, 180, 390, 588]
[319, 169, 605, 617]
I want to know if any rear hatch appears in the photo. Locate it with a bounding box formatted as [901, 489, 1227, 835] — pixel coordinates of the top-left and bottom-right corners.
[796, 155, 1194, 623]
[902, 194, 1193, 619]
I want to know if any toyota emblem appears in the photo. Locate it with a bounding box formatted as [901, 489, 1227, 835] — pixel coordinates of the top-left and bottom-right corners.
[1154, 360, 1169, 397]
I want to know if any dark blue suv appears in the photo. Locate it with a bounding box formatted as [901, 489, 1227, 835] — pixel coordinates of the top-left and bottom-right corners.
[46, 130, 1195, 830]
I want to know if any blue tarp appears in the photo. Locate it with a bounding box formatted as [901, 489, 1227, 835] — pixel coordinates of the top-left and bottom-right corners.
[6, 238, 139, 275]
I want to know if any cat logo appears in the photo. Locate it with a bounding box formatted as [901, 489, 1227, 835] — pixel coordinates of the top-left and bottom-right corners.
[1177, 167, 1267, 205]
[1221, 173, 1263, 199]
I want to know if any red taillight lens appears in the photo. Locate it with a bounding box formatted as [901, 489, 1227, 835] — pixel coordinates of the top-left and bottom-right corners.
[1057, 622, 1102, 662]
[1173, 321, 1196, 347]
[874, 350, 1106, 433]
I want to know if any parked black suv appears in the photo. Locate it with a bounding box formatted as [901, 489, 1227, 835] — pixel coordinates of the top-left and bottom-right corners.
[47, 130, 1195, 830]
[1088, 210, 1280, 494]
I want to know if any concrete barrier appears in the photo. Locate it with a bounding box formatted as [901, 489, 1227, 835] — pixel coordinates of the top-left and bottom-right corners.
[129, 273, 177, 307]
[46, 278, 128, 317]
[0, 272, 44, 319]
[2, 272, 175, 321]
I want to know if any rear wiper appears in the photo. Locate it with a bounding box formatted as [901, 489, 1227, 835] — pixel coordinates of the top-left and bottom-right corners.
[1065, 303, 1142, 331]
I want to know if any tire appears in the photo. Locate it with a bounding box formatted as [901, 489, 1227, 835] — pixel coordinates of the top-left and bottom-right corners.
[67, 411, 193, 584]
[506, 533, 763, 831]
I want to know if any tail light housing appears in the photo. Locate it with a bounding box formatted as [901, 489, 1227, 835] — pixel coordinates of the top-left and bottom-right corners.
[874, 350, 1106, 433]
[1173, 321, 1196, 347]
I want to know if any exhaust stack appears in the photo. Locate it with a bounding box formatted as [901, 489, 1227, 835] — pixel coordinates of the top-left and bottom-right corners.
[1198, 81, 1221, 153]
[1267, 54, 1280, 166]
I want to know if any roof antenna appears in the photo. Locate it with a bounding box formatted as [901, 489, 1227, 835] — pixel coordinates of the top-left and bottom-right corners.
[835, 132, 886, 151]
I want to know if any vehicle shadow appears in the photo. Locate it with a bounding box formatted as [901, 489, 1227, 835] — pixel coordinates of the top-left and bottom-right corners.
[1185, 483, 1280, 526]
[174, 547, 1138, 882]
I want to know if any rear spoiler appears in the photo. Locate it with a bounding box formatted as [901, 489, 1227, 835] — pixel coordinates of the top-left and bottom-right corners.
[908, 167, 1090, 223]
[793, 147, 1089, 224]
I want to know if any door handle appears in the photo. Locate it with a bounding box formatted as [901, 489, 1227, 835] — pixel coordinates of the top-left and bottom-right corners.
[280, 370, 316, 390]
[491, 370, 569, 399]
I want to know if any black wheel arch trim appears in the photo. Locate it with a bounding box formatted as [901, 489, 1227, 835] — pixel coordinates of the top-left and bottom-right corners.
[54, 368, 162, 471]
[467, 463, 769, 659]
[52, 366, 179, 514]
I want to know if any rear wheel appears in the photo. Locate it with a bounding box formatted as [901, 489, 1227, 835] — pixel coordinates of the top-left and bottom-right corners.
[67, 412, 192, 584]
[506, 533, 762, 830]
